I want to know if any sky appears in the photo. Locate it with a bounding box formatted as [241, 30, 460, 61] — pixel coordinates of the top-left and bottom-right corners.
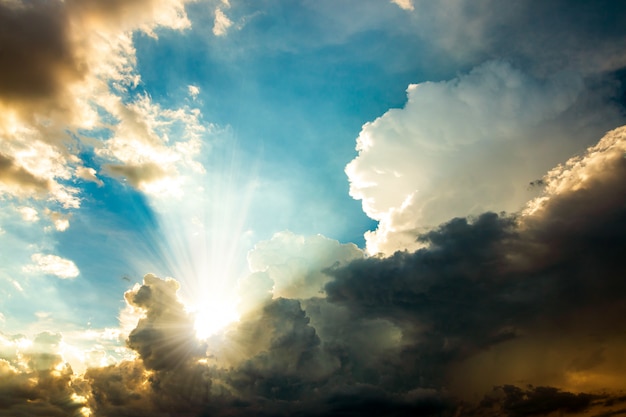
[0, 0, 625, 416]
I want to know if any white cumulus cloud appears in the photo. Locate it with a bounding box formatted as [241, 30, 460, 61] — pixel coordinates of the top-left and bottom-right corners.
[345, 60, 608, 255]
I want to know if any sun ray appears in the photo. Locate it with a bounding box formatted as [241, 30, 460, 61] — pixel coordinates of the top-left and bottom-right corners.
[133, 141, 258, 339]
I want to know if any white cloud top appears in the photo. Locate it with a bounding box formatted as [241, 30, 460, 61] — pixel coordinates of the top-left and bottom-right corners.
[346, 61, 590, 254]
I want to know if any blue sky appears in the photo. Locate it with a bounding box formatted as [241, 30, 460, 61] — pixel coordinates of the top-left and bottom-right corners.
[1, 1, 626, 416]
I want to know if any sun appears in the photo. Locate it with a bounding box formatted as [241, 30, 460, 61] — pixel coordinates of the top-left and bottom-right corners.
[192, 300, 240, 340]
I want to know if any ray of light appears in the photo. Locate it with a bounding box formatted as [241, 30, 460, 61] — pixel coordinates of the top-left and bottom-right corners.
[137, 141, 259, 339]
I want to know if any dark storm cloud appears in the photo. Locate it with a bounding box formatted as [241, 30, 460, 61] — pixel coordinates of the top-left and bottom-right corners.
[464, 385, 603, 417]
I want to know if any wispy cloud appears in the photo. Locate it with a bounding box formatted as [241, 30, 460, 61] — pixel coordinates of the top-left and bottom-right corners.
[213, 7, 233, 36]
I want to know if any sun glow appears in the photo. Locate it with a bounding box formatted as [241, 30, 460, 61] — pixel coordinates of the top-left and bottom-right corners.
[192, 299, 240, 340]
[130, 144, 257, 343]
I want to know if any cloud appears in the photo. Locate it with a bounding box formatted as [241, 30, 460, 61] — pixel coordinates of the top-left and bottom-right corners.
[391, 0, 414, 11]
[23, 253, 80, 279]
[5, 123, 626, 416]
[124, 273, 205, 371]
[86, 274, 212, 416]
[246, 231, 364, 302]
[0, 0, 81, 105]
[464, 385, 605, 417]
[346, 60, 623, 255]
[0, 153, 52, 197]
[45, 210, 71, 232]
[213, 7, 233, 36]
[188, 84, 200, 99]
[0, 331, 89, 417]
[330, 126, 626, 397]
[75, 166, 104, 187]
[0, 0, 199, 211]
[96, 94, 206, 196]
[103, 162, 171, 190]
[17, 206, 39, 223]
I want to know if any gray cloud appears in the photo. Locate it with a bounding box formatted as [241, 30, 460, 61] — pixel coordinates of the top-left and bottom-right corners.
[124, 274, 205, 371]
[103, 163, 171, 191]
[0, 0, 81, 105]
[0, 332, 88, 417]
[0, 153, 51, 195]
[86, 274, 211, 416]
[414, 0, 626, 77]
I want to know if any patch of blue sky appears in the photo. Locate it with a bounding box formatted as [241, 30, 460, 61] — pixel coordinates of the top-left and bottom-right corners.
[51, 176, 167, 328]
[0, 205, 77, 333]
[126, 1, 451, 246]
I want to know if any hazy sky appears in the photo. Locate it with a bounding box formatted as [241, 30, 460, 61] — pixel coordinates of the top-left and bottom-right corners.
[0, 1, 625, 416]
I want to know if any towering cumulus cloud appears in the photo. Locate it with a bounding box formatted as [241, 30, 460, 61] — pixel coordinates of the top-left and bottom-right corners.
[3, 126, 623, 416]
[346, 61, 623, 255]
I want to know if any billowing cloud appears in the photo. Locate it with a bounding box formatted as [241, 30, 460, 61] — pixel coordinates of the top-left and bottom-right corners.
[86, 273, 212, 416]
[246, 231, 364, 302]
[22, 253, 80, 279]
[1, 2, 624, 415]
[346, 60, 622, 255]
[124, 273, 204, 371]
[0, 331, 89, 417]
